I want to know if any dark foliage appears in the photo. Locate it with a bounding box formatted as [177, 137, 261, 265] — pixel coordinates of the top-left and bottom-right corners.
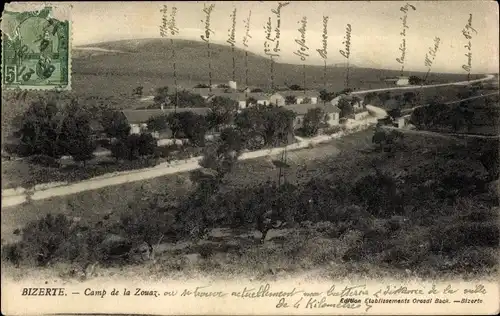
[285, 95, 297, 105]
[409, 76, 423, 85]
[302, 107, 326, 137]
[101, 109, 131, 140]
[166, 111, 208, 146]
[111, 133, 157, 160]
[235, 105, 295, 149]
[13, 99, 96, 163]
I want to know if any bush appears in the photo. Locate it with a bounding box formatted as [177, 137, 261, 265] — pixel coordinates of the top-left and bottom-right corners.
[3, 214, 73, 266]
[450, 247, 498, 273]
[118, 206, 176, 246]
[110, 140, 129, 161]
[110, 133, 157, 161]
[100, 109, 130, 140]
[352, 172, 404, 217]
[430, 222, 499, 253]
[302, 108, 326, 137]
[323, 126, 342, 135]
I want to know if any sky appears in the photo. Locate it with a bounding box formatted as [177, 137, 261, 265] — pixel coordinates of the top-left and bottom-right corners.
[16, 1, 500, 73]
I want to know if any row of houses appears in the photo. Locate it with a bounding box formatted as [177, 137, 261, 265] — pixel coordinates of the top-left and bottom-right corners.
[118, 81, 374, 138]
[120, 102, 343, 137]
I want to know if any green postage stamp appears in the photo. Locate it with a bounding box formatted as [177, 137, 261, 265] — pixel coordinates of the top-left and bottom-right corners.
[1, 3, 71, 90]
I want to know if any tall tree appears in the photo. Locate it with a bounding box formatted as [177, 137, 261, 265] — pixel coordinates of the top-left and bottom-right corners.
[133, 86, 143, 97]
[146, 114, 169, 133]
[59, 101, 96, 165]
[285, 95, 297, 105]
[198, 127, 243, 183]
[319, 89, 335, 103]
[337, 98, 354, 118]
[166, 111, 208, 146]
[302, 107, 326, 136]
[153, 86, 170, 104]
[206, 96, 238, 130]
[100, 110, 130, 140]
[16, 99, 63, 158]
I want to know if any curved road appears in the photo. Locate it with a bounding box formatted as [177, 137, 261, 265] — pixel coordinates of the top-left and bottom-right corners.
[2, 74, 497, 208]
[351, 74, 495, 95]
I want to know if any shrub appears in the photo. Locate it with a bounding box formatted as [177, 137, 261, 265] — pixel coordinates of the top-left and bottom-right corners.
[110, 134, 157, 161]
[450, 247, 498, 273]
[110, 140, 129, 161]
[323, 126, 342, 135]
[118, 206, 176, 246]
[302, 108, 326, 137]
[100, 109, 130, 140]
[430, 222, 499, 253]
[2, 214, 74, 266]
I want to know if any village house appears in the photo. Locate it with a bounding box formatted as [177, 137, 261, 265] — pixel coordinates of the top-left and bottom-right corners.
[286, 103, 341, 129]
[205, 91, 271, 109]
[331, 94, 364, 111]
[396, 76, 410, 86]
[278, 90, 319, 104]
[384, 76, 410, 86]
[120, 108, 210, 138]
[269, 93, 286, 106]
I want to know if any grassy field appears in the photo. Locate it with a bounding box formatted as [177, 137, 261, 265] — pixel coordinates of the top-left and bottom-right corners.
[2, 128, 498, 281]
[1, 144, 205, 189]
[1, 129, 374, 243]
[71, 38, 484, 97]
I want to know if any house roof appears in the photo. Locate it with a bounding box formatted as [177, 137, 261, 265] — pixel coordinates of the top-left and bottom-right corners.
[277, 90, 319, 98]
[121, 108, 211, 124]
[286, 103, 340, 115]
[192, 88, 227, 96]
[331, 93, 361, 104]
[207, 91, 269, 102]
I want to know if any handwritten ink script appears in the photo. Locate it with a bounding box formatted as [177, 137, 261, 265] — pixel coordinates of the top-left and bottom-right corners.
[316, 16, 329, 60]
[293, 16, 308, 61]
[339, 24, 352, 59]
[462, 13, 477, 75]
[264, 2, 290, 58]
[200, 4, 215, 42]
[396, 3, 416, 74]
[423, 36, 440, 83]
[424, 37, 441, 69]
[242, 10, 252, 48]
[159, 5, 179, 37]
[227, 8, 237, 47]
[19, 282, 492, 314]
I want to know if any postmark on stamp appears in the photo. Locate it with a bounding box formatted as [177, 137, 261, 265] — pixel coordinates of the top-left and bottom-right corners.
[1, 4, 71, 90]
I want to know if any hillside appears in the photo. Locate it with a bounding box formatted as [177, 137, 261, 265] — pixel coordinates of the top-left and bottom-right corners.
[72, 38, 483, 97]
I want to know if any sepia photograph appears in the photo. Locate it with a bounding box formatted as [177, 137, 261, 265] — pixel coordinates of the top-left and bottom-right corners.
[1, 1, 499, 315]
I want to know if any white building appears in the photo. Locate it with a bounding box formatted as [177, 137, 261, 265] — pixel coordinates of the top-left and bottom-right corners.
[288, 103, 341, 128]
[396, 77, 410, 86]
[279, 90, 319, 105]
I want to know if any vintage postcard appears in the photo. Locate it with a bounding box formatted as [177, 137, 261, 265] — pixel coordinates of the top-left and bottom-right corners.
[1, 1, 499, 315]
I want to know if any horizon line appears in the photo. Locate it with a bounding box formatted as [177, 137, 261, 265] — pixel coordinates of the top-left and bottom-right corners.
[73, 37, 498, 76]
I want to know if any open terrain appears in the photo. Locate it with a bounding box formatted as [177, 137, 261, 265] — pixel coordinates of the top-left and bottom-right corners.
[2, 128, 498, 281]
[72, 38, 484, 97]
[0, 129, 374, 244]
